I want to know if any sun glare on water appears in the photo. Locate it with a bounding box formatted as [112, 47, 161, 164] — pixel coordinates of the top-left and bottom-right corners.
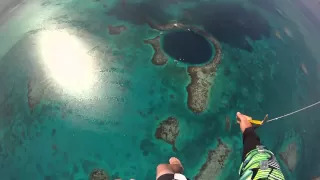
[39, 31, 97, 97]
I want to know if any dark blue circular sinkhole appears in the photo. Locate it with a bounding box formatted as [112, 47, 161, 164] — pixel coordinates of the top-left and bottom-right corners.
[162, 30, 213, 65]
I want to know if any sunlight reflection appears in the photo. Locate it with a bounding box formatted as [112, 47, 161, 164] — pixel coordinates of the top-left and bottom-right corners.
[39, 31, 97, 96]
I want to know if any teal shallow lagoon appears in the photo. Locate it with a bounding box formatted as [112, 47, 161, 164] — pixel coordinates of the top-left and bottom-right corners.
[0, 0, 320, 179]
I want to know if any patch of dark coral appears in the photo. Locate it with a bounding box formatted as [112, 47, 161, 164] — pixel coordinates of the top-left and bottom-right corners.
[89, 168, 109, 180]
[140, 139, 155, 156]
[107, 25, 127, 35]
[155, 117, 179, 151]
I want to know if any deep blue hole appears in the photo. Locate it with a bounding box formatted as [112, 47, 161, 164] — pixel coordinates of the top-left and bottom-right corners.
[162, 30, 213, 65]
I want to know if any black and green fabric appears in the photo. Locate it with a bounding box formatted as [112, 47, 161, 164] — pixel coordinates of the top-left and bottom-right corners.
[239, 146, 285, 180]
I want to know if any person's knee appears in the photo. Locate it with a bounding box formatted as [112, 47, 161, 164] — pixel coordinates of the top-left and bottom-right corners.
[157, 164, 168, 171]
[156, 164, 174, 179]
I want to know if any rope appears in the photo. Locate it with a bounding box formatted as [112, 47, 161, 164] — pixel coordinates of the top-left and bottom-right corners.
[266, 100, 320, 123]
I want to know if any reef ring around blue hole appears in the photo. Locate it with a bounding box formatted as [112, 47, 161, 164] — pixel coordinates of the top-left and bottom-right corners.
[161, 30, 214, 65]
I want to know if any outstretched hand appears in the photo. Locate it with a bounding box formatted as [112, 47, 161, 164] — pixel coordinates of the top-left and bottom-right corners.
[236, 112, 253, 133]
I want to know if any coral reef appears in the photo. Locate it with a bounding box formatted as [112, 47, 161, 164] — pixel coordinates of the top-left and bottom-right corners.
[107, 25, 127, 35]
[280, 142, 297, 172]
[90, 168, 109, 180]
[144, 36, 168, 65]
[186, 26, 222, 113]
[195, 139, 231, 180]
[146, 20, 222, 113]
[155, 117, 179, 151]
[278, 129, 302, 174]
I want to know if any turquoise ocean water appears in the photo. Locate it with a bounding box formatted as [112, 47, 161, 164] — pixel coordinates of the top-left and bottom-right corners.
[1, 0, 320, 179]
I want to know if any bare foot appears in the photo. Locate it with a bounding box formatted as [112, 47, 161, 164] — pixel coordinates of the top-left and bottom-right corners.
[169, 157, 184, 172]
